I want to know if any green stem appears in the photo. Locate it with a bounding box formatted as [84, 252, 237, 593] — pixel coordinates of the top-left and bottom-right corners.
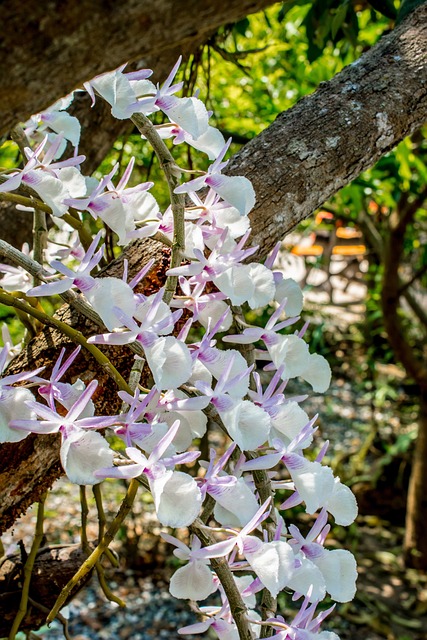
[46, 479, 139, 623]
[8, 493, 47, 639]
[95, 561, 126, 606]
[93, 483, 106, 543]
[0, 191, 51, 213]
[0, 289, 132, 394]
[80, 486, 89, 552]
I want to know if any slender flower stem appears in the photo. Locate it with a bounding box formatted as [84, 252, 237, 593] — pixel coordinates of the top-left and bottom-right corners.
[47, 479, 139, 623]
[80, 485, 89, 551]
[95, 561, 126, 607]
[121, 355, 145, 413]
[32, 209, 47, 286]
[10, 125, 29, 159]
[131, 113, 185, 304]
[0, 289, 132, 394]
[0, 191, 51, 213]
[93, 484, 106, 543]
[0, 239, 146, 360]
[8, 493, 47, 639]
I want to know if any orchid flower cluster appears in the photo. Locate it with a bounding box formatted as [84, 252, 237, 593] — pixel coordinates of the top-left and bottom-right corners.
[0, 58, 357, 639]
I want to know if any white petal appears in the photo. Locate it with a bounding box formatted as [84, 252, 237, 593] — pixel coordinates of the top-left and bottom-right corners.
[274, 277, 304, 317]
[245, 540, 294, 598]
[125, 191, 160, 224]
[187, 125, 225, 160]
[213, 265, 254, 306]
[213, 478, 259, 527]
[189, 359, 212, 387]
[57, 167, 87, 198]
[286, 557, 326, 602]
[86, 278, 136, 331]
[61, 429, 114, 485]
[162, 96, 209, 139]
[134, 295, 173, 334]
[326, 478, 358, 526]
[300, 353, 331, 393]
[198, 300, 232, 332]
[169, 561, 216, 600]
[44, 111, 81, 147]
[234, 575, 257, 609]
[163, 409, 207, 452]
[313, 549, 357, 602]
[92, 197, 132, 245]
[270, 401, 311, 448]
[206, 174, 256, 216]
[130, 421, 173, 455]
[153, 471, 202, 527]
[268, 334, 310, 379]
[0, 387, 35, 443]
[220, 400, 270, 450]
[184, 221, 204, 259]
[286, 456, 335, 514]
[214, 205, 250, 239]
[145, 337, 192, 390]
[92, 70, 136, 119]
[56, 379, 95, 417]
[26, 171, 69, 217]
[246, 263, 275, 309]
[202, 348, 249, 398]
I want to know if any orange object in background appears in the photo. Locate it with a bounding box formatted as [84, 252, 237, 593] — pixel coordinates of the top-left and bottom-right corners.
[291, 212, 366, 257]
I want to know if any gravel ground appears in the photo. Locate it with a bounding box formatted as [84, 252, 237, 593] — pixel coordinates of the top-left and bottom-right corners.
[42, 576, 200, 640]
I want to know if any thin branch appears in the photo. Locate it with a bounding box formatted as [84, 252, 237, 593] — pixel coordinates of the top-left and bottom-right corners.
[131, 113, 185, 304]
[7, 492, 47, 639]
[46, 479, 139, 624]
[398, 262, 427, 296]
[80, 485, 89, 552]
[0, 288, 133, 394]
[190, 518, 255, 640]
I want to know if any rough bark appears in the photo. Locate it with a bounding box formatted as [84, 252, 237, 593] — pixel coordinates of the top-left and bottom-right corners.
[0, 543, 93, 635]
[1, 4, 427, 536]
[227, 3, 427, 258]
[0, 240, 170, 535]
[0, 0, 274, 134]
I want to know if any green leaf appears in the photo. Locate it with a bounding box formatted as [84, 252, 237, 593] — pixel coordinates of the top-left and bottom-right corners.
[368, 0, 398, 19]
[277, 0, 311, 23]
[234, 17, 250, 37]
[331, 3, 349, 40]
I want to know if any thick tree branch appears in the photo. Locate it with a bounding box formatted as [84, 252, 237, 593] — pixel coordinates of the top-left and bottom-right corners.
[227, 4, 427, 257]
[0, 0, 274, 134]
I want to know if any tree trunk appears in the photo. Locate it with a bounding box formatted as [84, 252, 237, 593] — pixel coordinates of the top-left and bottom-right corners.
[0, 0, 274, 134]
[381, 186, 427, 568]
[404, 394, 427, 570]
